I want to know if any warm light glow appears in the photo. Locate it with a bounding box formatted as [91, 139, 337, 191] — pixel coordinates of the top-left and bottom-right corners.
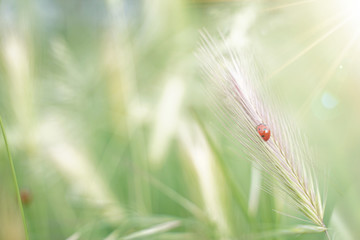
[335, 0, 360, 28]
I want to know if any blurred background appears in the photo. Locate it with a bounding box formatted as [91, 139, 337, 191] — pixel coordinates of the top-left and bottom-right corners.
[1, 0, 360, 239]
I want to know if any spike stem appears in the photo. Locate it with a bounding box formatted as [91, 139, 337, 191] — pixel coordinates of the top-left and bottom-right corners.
[0, 116, 29, 240]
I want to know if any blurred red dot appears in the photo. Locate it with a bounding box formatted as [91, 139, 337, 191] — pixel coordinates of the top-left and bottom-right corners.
[20, 189, 32, 206]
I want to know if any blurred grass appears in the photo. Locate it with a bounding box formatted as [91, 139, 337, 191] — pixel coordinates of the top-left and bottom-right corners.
[1, 0, 360, 239]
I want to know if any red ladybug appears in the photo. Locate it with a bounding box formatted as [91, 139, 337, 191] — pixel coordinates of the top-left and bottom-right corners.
[256, 124, 270, 141]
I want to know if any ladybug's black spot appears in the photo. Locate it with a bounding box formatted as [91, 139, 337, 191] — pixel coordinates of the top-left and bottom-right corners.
[261, 135, 265, 137]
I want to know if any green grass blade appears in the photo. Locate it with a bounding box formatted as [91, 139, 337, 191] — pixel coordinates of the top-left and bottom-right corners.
[0, 116, 29, 240]
[249, 224, 327, 239]
[192, 111, 250, 222]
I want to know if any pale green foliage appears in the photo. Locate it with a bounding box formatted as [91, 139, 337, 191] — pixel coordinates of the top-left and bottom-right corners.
[0, 0, 359, 239]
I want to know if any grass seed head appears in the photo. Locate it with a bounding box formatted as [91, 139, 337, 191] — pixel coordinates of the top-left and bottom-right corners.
[198, 30, 327, 231]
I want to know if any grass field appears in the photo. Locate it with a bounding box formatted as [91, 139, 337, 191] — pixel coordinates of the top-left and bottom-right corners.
[1, 0, 360, 239]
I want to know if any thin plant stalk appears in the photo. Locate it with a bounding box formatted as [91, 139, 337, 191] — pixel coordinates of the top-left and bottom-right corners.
[0, 116, 29, 240]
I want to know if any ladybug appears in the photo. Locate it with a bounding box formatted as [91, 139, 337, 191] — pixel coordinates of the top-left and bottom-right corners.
[256, 123, 270, 141]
